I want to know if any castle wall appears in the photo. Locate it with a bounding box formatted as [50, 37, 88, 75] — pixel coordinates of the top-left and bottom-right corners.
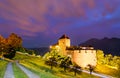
[67, 50, 97, 68]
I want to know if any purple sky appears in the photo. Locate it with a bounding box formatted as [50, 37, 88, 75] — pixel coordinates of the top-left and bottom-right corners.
[0, 0, 120, 48]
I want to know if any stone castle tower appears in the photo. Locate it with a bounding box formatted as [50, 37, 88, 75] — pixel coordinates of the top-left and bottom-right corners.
[58, 34, 70, 55]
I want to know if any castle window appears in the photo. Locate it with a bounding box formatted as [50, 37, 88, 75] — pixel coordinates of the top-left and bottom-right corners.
[82, 47, 86, 49]
[85, 50, 87, 53]
[79, 50, 81, 53]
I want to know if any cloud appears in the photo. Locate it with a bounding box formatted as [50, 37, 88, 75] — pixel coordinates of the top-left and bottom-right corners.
[0, 0, 120, 47]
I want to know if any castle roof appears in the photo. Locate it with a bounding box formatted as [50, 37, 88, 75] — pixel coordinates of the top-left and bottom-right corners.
[59, 34, 70, 39]
[66, 46, 94, 50]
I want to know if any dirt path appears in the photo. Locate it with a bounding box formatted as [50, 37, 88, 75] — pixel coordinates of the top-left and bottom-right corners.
[4, 62, 14, 78]
[16, 63, 40, 78]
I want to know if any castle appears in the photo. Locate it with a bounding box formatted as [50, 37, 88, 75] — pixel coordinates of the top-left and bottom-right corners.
[50, 34, 97, 68]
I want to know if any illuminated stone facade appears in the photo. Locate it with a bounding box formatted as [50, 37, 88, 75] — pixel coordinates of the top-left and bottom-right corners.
[66, 47, 97, 67]
[51, 34, 97, 68]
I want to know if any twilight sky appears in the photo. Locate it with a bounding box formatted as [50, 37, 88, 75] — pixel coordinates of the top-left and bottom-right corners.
[0, 0, 120, 48]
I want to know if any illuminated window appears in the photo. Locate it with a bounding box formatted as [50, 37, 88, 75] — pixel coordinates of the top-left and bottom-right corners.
[82, 47, 86, 49]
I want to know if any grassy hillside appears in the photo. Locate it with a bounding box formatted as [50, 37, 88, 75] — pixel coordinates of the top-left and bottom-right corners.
[14, 52, 99, 78]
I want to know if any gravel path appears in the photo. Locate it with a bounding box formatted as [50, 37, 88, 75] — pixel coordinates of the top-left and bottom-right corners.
[4, 62, 14, 78]
[16, 63, 40, 78]
[82, 70, 114, 78]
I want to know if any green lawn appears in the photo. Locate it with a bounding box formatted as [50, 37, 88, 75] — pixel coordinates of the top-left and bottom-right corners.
[0, 60, 8, 78]
[12, 63, 28, 78]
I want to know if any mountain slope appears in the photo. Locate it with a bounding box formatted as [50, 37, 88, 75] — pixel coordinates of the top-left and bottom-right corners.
[79, 37, 120, 56]
[29, 47, 49, 56]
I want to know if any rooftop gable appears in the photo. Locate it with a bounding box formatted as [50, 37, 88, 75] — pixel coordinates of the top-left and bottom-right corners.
[59, 34, 70, 39]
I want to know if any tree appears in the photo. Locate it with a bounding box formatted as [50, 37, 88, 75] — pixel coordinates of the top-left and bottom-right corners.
[44, 47, 59, 69]
[3, 45, 16, 59]
[0, 35, 9, 58]
[96, 50, 105, 64]
[45, 56, 57, 70]
[110, 56, 120, 67]
[59, 56, 72, 72]
[4, 33, 22, 59]
[6, 33, 22, 50]
[0, 35, 5, 56]
[0, 33, 23, 59]
[72, 64, 81, 76]
[105, 54, 113, 65]
[88, 64, 94, 74]
[25, 49, 35, 55]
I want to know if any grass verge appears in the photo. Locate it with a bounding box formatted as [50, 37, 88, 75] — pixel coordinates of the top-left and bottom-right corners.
[0, 60, 8, 78]
[14, 53, 99, 78]
[12, 63, 28, 78]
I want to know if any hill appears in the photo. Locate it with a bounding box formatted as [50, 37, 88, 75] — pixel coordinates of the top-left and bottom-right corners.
[28, 47, 49, 56]
[79, 37, 120, 56]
